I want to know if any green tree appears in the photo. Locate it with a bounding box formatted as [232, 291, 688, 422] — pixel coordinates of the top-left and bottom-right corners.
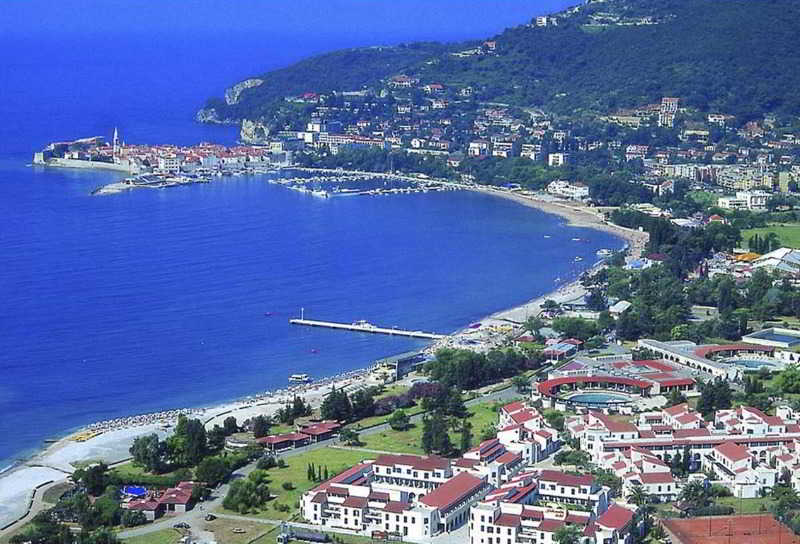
[253, 415, 270, 439]
[223, 416, 239, 435]
[339, 428, 360, 446]
[129, 434, 167, 474]
[554, 523, 583, 544]
[388, 409, 410, 431]
[320, 387, 353, 422]
[512, 375, 530, 393]
[195, 456, 230, 487]
[460, 419, 473, 453]
[73, 463, 109, 496]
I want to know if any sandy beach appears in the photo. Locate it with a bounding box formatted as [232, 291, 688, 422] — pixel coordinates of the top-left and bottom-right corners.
[0, 177, 648, 530]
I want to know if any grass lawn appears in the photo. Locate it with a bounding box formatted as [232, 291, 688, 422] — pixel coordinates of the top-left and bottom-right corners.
[203, 518, 276, 544]
[121, 529, 183, 544]
[688, 190, 720, 209]
[716, 496, 774, 514]
[347, 403, 425, 431]
[110, 462, 191, 483]
[741, 224, 800, 249]
[41, 481, 75, 505]
[358, 399, 501, 455]
[216, 447, 374, 520]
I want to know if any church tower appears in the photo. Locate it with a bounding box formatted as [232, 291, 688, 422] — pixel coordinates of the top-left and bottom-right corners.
[112, 127, 119, 159]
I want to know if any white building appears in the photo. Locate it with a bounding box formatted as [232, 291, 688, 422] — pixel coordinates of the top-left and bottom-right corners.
[548, 153, 570, 167]
[547, 180, 589, 200]
[717, 190, 770, 211]
[752, 248, 800, 275]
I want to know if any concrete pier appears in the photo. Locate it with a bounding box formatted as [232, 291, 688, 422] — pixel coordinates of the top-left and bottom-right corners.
[289, 318, 445, 340]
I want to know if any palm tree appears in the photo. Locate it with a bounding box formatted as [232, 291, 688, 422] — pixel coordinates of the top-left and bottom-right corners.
[630, 484, 654, 536]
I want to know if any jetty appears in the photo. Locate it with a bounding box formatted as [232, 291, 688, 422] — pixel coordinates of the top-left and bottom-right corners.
[289, 318, 445, 340]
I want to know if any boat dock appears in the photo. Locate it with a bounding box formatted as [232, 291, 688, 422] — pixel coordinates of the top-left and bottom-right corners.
[289, 318, 445, 340]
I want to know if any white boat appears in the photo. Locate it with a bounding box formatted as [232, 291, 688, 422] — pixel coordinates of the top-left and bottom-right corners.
[311, 190, 329, 198]
[596, 249, 613, 257]
[289, 373, 311, 383]
[544, 235, 552, 239]
[574, 256, 583, 262]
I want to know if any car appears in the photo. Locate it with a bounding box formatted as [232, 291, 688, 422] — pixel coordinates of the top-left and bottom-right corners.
[232, 528, 246, 534]
[173, 522, 190, 529]
[204, 514, 216, 521]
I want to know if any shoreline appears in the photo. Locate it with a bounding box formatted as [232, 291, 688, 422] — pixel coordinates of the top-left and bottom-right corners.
[0, 169, 647, 531]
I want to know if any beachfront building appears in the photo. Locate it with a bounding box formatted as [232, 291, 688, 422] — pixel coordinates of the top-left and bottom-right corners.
[547, 179, 588, 200]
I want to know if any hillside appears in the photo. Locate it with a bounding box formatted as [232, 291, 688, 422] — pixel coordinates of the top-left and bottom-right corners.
[201, 0, 800, 123]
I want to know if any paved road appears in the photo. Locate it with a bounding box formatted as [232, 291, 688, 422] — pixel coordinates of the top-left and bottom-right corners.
[119, 386, 519, 540]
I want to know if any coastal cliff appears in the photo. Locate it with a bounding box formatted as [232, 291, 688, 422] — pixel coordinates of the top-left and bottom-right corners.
[225, 78, 264, 105]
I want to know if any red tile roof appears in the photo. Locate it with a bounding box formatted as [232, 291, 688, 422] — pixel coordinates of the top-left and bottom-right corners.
[596, 504, 634, 530]
[383, 501, 411, 513]
[257, 432, 310, 444]
[538, 469, 594, 487]
[496, 514, 522, 527]
[673, 428, 710, 438]
[342, 496, 368, 508]
[664, 403, 689, 416]
[715, 441, 751, 462]
[375, 453, 449, 472]
[300, 421, 342, 436]
[638, 472, 675, 484]
[538, 519, 566, 532]
[420, 472, 485, 510]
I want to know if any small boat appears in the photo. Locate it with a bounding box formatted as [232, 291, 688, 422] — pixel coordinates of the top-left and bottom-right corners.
[571, 238, 581, 241]
[310, 349, 319, 354]
[264, 312, 273, 317]
[544, 235, 551, 239]
[289, 373, 311, 383]
[469, 323, 482, 329]
[574, 256, 583, 262]
[596, 249, 613, 257]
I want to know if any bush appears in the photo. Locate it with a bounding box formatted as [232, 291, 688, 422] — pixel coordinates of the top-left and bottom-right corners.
[277, 459, 287, 468]
[281, 482, 294, 490]
[692, 505, 735, 517]
[257, 456, 277, 470]
[710, 483, 733, 497]
[121, 509, 147, 527]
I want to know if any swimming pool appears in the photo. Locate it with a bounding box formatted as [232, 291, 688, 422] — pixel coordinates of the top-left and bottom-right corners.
[567, 392, 631, 405]
[727, 358, 775, 369]
[123, 485, 147, 497]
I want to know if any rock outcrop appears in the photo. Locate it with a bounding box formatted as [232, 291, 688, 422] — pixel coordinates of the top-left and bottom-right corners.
[224, 78, 264, 106]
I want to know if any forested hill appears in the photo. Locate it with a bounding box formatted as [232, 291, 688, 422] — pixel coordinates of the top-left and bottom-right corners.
[202, 0, 800, 122]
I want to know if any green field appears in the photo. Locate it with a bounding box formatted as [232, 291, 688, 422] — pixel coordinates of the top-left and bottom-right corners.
[110, 462, 192, 483]
[122, 529, 183, 544]
[216, 447, 374, 520]
[741, 224, 800, 249]
[358, 399, 502, 455]
[709, 496, 774, 514]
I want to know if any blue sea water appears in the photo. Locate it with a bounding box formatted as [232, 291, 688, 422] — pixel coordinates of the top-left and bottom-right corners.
[0, 0, 601, 470]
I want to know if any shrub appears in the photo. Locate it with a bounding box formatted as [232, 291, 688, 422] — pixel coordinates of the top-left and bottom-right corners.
[257, 456, 277, 470]
[277, 459, 287, 468]
[281, 482, 294, 490]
